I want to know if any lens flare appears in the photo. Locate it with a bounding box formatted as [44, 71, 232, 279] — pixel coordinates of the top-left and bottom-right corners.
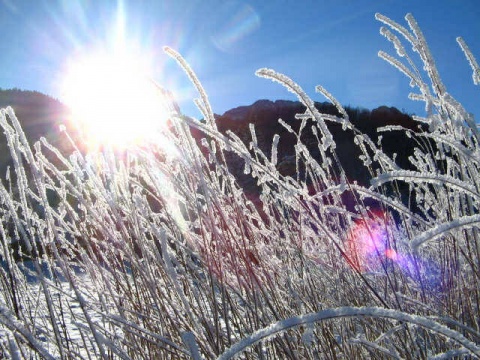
[211, 1, 260, 52]
[344, 210, 443, 294]
[345, 210, 395, 272]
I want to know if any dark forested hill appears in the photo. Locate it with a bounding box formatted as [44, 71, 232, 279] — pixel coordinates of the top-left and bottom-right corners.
[206, 99, 421, 196]
[0, 89, 70, 139]
[0, 89, 77, 172]
[0, 89, 420, 194]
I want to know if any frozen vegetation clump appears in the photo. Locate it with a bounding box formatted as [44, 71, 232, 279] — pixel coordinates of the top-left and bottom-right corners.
[0, 13, 479, 359]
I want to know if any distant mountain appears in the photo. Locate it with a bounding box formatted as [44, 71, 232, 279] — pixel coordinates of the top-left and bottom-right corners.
[199, 99, 422, 207]
[0, 90, 420, 198]
[0, 89, 77, 171]
[0, 89, 71, 137]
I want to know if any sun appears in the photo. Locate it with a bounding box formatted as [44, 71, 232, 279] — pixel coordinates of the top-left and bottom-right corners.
[61, 52, 172, 150]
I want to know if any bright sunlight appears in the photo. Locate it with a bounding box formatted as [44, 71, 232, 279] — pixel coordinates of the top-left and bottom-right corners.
[62, 52, 171, 150]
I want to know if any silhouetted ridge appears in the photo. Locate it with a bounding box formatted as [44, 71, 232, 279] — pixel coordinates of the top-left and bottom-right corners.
[0, 91, 419, 196]
[0, 89, 80, 179]
[207, 100, 420, 196]
[0, 89, 68, 136]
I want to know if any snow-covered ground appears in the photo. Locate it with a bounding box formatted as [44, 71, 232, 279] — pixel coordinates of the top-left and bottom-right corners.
[0, 261, 124, 359]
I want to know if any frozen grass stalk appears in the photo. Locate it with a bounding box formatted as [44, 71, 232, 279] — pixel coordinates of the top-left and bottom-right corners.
[0, 12, 479, 359]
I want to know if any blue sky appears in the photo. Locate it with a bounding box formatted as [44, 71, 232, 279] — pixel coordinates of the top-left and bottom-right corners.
[0, 0, 478, 119]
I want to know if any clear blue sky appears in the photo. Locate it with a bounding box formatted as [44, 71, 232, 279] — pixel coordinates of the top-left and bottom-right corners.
[0, 0, 478, 119]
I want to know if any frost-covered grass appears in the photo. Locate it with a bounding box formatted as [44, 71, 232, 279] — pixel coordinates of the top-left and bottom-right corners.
[0, 13, 479, 359]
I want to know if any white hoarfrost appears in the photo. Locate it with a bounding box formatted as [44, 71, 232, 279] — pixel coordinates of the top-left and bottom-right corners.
[1, 12, 479, 359]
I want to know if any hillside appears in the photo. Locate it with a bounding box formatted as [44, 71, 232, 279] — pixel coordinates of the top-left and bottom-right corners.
[201, 99, 421, 205]
[0, 90, 420, 205]
[0, 89, 77, 171]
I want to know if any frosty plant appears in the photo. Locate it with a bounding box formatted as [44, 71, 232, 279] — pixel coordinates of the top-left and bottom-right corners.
[0, 12, 479, 359]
